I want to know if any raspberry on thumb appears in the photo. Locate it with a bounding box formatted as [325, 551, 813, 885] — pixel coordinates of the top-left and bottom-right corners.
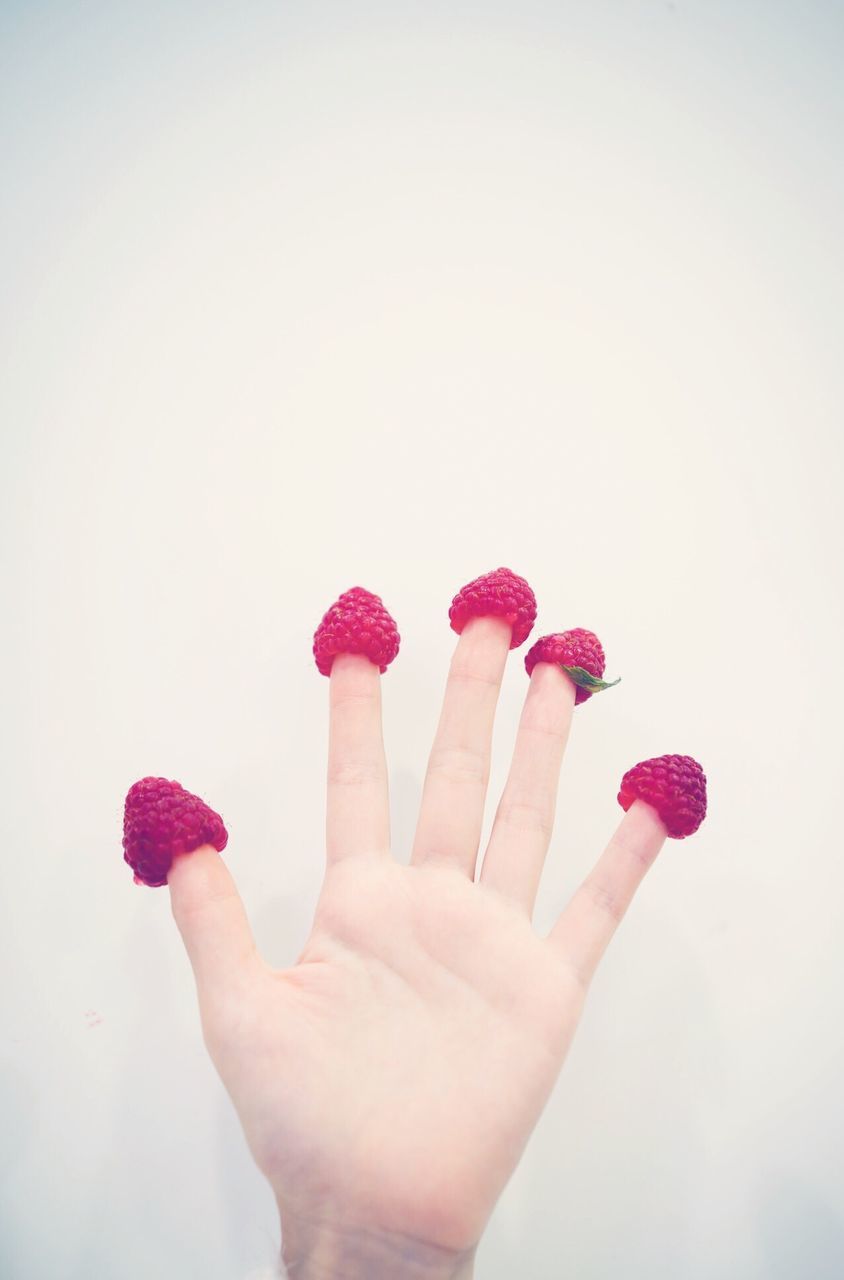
[122, 776, 228, 887]
[122, 776, 257, 991]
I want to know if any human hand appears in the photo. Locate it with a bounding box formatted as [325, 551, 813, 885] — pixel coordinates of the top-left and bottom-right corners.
[132, 572, 706, 1279]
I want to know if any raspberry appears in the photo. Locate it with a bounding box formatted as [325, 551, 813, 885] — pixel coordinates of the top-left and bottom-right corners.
[123, 777, 228, 887]
[524, 629, 620, 705]
[617, 754, 707, 838]
[448, 567, 537, 649]
[312, 586, 400, 676]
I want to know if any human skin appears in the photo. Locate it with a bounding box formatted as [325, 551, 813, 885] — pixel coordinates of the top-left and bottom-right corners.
[167, 616, 673, 1278]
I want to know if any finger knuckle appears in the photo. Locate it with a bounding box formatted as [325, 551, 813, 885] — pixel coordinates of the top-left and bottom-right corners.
[327, 759, 384, 787]
[495, 798, 552, 837]
[584, 878, 625, 925]
[427, 746, 488, 786]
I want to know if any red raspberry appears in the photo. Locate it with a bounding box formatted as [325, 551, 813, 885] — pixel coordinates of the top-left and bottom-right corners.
[617, 754, 707, 838]
[123, 777, 228, 887]
[524, 629, 619, 705]
[312, 586, 400, 676]
[448, 567, 537, 649]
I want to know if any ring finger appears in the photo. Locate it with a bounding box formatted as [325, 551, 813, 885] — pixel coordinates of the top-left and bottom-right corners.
[478, 661, 576, 914]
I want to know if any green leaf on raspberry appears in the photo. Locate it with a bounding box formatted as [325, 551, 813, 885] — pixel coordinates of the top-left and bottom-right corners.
[559, 664, 621, 693]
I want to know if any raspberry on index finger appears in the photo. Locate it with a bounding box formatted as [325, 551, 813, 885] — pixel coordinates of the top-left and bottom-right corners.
[312, 586, 400, 676]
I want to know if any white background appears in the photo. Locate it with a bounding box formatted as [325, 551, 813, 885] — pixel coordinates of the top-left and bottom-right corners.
[2, 2, 843, 1276]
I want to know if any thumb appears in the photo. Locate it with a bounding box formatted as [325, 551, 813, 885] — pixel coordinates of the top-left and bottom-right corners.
[123, 776, 259, 995]
[168, 843, 259, 996]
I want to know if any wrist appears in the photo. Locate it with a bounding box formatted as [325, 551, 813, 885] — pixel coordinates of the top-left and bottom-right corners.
[277, 1206, 476, 1280]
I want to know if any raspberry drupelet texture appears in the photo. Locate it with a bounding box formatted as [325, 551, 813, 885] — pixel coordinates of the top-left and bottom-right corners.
[312, 586, 400, 676]
[524, 628, 619, 705]
[123, 777, 228, 887]
[448, 567, 537, 649]
[618, 754, 707, 839]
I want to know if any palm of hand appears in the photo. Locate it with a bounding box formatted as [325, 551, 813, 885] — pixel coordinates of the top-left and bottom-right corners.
[168, 617, 669, 1269]
[204, 853, 582, 1254]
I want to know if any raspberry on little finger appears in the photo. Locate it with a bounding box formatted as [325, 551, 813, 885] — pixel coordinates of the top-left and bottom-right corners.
[546, 755, 707, 985]
[618, 754, 707, 838]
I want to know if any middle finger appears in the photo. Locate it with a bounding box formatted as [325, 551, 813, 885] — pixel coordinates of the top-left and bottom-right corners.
[410, 615, 512, 878]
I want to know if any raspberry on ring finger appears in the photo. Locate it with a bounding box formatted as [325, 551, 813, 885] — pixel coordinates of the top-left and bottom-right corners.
[524, 628, 620, 704]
